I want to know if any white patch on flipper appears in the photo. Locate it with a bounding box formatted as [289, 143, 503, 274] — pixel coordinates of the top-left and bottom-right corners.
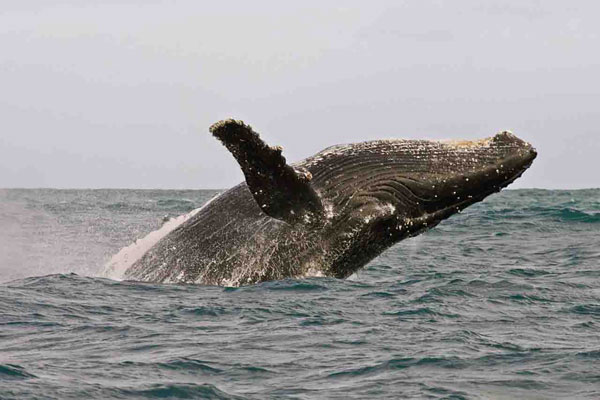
[101, 193, 221, 281]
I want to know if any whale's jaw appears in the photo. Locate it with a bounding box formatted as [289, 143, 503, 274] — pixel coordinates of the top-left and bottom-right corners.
[405, 131, 537, 231]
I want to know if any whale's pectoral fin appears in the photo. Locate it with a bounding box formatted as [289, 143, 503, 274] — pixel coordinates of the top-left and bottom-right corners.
[210, 119, 324, 224]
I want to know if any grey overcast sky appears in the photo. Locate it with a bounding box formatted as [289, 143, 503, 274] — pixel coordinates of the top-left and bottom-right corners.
[0, 1, 598, 189]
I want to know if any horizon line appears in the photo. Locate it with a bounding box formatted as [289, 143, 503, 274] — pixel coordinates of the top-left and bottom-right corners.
[1, 187, 599, 191]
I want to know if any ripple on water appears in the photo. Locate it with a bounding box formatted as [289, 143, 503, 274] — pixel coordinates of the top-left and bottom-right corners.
[383, 307, 460, 319]
[119, 383, 245, 399]
[568, 304, 600, 316]
[0, 364, 37, 380]
[328, 356, 467, 379]
[507, 268, 552, 277]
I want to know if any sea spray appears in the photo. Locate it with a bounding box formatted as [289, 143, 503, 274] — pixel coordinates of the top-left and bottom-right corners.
[101, 208, 201, 280]
[101, 193, 221, 280]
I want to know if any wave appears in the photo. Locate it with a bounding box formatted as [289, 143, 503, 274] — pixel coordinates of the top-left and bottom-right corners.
[156, 198, 197, 210]
[328, 356, 465, 379]
[0, 364, 37, 380]
[118, 383, 245, 400]
[568, 304, 600, 316]
[556, 208, 600, 223]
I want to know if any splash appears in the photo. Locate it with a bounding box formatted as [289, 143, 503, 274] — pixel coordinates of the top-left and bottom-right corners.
[101, 193, 221, 280]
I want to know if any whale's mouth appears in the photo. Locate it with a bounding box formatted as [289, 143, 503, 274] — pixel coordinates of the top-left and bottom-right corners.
[403, 135, 537, 233]
[429, 151, 535, 227]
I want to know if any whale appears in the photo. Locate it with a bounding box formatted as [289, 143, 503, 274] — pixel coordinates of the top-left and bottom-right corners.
[124, 119, 537, 286]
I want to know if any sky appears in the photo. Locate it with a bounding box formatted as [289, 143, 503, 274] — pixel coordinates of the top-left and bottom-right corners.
[0, 0, 598, 189]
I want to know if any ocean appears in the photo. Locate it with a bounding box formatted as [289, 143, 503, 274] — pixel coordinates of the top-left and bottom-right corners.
[0, 188, 598, 399]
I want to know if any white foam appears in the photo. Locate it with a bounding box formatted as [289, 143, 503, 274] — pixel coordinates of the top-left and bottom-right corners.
[101, 193, 221, 280]
[301, 267, 326, 278]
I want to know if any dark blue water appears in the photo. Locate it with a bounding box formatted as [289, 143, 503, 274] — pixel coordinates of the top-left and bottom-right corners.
[1, 189, 599, 399]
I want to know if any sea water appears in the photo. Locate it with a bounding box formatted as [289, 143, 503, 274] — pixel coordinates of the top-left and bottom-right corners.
[0, 188, 599, 399]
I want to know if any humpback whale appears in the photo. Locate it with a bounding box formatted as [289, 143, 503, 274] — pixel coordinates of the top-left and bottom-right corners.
[124, 120, 536, 286]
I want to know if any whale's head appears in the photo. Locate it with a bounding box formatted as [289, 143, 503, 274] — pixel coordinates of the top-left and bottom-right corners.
[303, 131, 537, 277]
